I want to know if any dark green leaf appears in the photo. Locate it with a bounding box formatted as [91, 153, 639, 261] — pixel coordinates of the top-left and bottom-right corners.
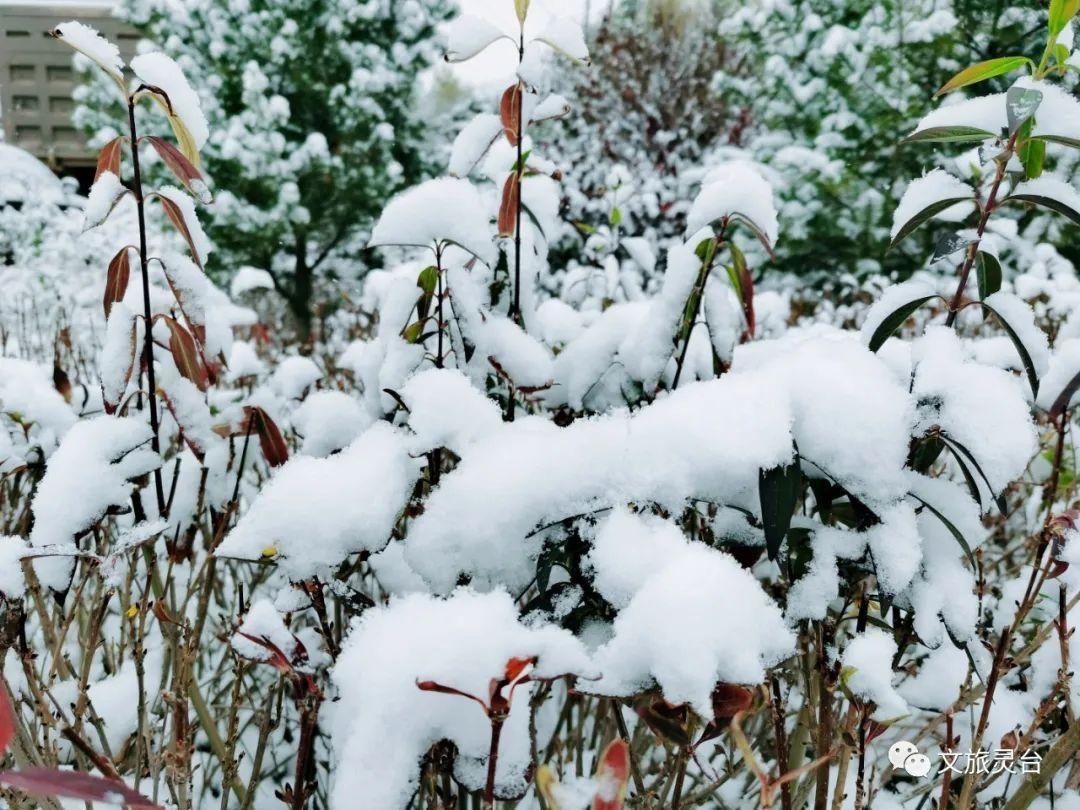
[976, 251, 1002, 300]
[979, 301, 1041, 397]
[911, 494, 975, 568]
[931, 232, 975, 264]
[901, 126, 996, 145]
[868, 295, 940, 352]
[890, 198, 974, 248]
[760, 455, 801, 562]
[1004, 192, 1080, 227]
[940, 433, 1007, 513]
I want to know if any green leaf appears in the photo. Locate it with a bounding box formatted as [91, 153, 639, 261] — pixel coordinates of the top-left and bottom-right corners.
[1049, 369, 1080, 419]
[1004, 192, 1080, 227]
[1050, 0, 1080, 36]
[417, 265, 438, 295]
[1032, 134, 1080, 150]
[1020, 132, 1047, 180]
[402, 321, 425, 344]
[902, 126, 996, 145]
[978, 301, 1041, 398]
[868, 295, 940, 352]
[609, 207, 622, 227]
[910, 494, 975, 568]
[890, 198, 974, 248]
[931, 232, 975, 264]
[1007, 86, 1043, 135]
[759, 454, 801, 562]
[976, 251, 1003, 300]
[935, 56, 1032, 97]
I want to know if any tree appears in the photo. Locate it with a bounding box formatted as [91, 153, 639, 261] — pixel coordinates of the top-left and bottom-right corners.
[76, 0, 452, 336]
[714, 0, 1045, 281]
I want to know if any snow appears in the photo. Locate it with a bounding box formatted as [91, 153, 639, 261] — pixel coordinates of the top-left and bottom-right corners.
[841, 629, 909, 721]
[52, 20, 125, 85]
[270, 355, 322, 400]
[399, 368, 502, 455]
[890, 169, 974, 242]
[99, 304, 137, 412]
[585, 507, 688, 610]
[291, 390, 372, 457]
[226, 341, 266, 380]
[0, 536, 28, 599]
[157, 186, 213, 267]
[591, 541, 795, 717]
[530, 94, 572, 123]
[449, 114, 504, 178]
[329, 589, 593, 809]
[370, 177, 497, 267]
[83, 171, 126, 231]
[131, 51, 210, 149]
[217, 423, 420, 579]
[29, 416, 160, 590]
[1037, 338, 1080, 412]
[231, 599, 297, 663]
[685, 162, 779, 248]
[229, 266, 275, 297]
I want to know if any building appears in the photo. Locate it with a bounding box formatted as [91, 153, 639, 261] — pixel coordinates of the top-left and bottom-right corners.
[0, 0, 135, 186]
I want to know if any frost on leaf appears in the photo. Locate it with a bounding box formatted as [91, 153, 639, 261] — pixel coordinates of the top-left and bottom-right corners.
[328, 589, 594, 809]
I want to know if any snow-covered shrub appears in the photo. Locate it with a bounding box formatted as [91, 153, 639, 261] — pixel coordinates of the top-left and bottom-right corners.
[5, 5, 1080, 810]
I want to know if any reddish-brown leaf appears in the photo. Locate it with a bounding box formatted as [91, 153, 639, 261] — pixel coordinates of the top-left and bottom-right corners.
[155, 194, 204, 269]
[95, 137, 124, 182]
[145, 136, 212, 204]
[0, 768, 162, 808]
[498, 173, 520, 238]
[416, 680, 490, 713]
[161, 316, 208, 392]
[592, 739, 630, 810]
[242, 405, 289, 468]
[711, 682, 754, 719]
[235, 631, 294, 674]
[104, 247, 132, 319]
[52, 362, 72, 403]
[500, 84, 522, 146]
[0, 685, 15, 754]
[503, 656, 536, 684]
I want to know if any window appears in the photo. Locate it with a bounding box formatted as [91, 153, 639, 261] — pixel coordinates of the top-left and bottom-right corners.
[5, 30, 30, 38]
[14, 125, 41, 144]
[9, 64, 34, 81]
[49, 96, 74, 113]
[54, 126, 79, 143]
[46, 65, 73, 82]
[12, 95, 39, 111]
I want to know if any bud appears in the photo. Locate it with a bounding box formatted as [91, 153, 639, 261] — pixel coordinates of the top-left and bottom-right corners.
[514, 0, 530, 25]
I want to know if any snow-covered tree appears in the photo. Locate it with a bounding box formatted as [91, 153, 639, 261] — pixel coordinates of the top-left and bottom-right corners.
[716, 0, 1045, 280]
[76, 0, 452, 335]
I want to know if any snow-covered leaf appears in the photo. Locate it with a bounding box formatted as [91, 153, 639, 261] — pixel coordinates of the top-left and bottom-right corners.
[448, 114, 503, 178]
[83, 171, 127, 231]
[980, 291, 1048, 398]
[532, 16, 590, 63]
[861, 281, 940, 352]
[154, 187, 212, 268]
[1005, 174, 1080, 226]
[50, 21, 126, 93]
[686, 163, 779, 252]
[760, 458, 800, 562]
[131, 52, 209, 163]
[444, 15, 512, 63]
[889, 170, 974, 247]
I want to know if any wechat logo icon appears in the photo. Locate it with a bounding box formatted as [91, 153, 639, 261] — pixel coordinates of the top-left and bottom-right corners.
[889, 741, 932, 778]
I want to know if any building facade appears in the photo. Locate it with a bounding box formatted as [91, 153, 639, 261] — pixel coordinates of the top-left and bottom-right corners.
[0, 1, 134, 180]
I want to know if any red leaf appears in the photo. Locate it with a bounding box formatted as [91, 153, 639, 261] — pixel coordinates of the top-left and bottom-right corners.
[0, 685, 15, 754]
[95, 137, 123, 182]
[711, 682, 754, 719]
[498, 173, 520, 238]
[104, 247, 132, 319]
[500, 84, 522, 146]
[235, 631, 294, 675]
[242, 405, 289, 468]
[161, 316, 208, 392]
[592, 739, 630, 810]
[0, 768, 162, 808]
[504, 656, 536, 684]
[145, 136, 212, 204]
[155, 194, 204, 269]
[416, 680, 490, 713]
